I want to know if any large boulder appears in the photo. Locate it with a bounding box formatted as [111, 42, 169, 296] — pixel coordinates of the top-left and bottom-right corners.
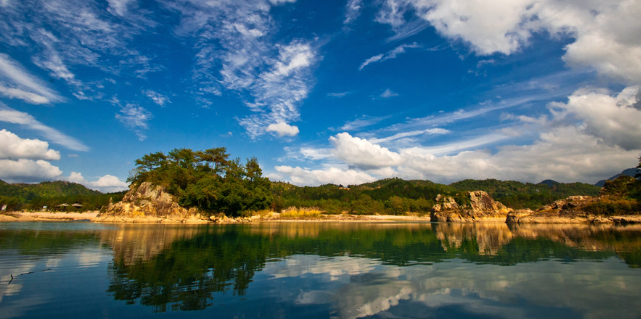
[431, 191, 512, 222]
[96, 182, 208, 223]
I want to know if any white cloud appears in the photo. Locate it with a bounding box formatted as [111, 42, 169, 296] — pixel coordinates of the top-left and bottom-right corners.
[369, 128, 449, 144]
[0, 104, 89, 151]
[299, 147, 333, 160]
[377, 0, 641, 83]
[0, 0, 157, 99]
[359, 42, 420, 71]
[344, 0, 363, 25]
[67, 171, 86, 184]
[176, 1, 316, 138]
[89, 174, 129, 192]
[115, 103, 152, 141]
[0, 53, 63, 104]
[340, 115, 390, 131]
[0, 129, 60, 160]
[397, 126, 637, 184]
[66, 172, 129, 193]
[144, 90, 170, 107]
[0, 85, 49, 104]
[107, 0, 135, 16]
[401, 133, 508, 156]
[549, 86, 641, 150]
[327, 91, 352, 98]
[266, 122, 300, 137]
[239, 41, 316, 137]
[278, 86, 641, 185]
[380, 88, 398, 98]
[274, 165, 377, 186]
[330, 133, 404, 168]
[381, 97, 536, 134]
[269, 0, 296, 5]
[360, 54, 383, 70]
[0, 159, 63, 183]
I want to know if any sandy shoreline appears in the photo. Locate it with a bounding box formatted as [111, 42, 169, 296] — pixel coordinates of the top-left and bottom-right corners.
[0, 211, 433, 223]
[0, 211, 100, 222]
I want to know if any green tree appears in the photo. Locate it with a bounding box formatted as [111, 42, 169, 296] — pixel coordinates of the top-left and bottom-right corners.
[129, 147, 272, 216]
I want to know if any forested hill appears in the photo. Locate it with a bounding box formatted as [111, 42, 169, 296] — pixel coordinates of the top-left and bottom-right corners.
[0, 180, 124, 212]
[0, 180, 100, 199]
[272, 178, 602, 213]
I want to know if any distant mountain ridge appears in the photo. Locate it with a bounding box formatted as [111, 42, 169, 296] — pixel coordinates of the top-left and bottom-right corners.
[595, 168, 640, 187]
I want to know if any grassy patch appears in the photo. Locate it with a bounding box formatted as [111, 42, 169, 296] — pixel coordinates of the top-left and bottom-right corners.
[583, 198, 641, 216]
[280, 207, 322, 219]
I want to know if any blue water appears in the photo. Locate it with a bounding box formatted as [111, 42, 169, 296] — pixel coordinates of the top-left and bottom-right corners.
[1, 222, 640, 318]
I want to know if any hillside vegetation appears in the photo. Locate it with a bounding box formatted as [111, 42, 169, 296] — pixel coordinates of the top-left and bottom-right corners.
[0, 180, 124, 211]
[450, 179, 601, 209]
[271, 177, 602, 214]
[5, 153, 638, 217]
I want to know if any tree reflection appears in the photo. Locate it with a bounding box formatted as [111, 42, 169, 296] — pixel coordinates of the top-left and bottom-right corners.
[105, 223, 641, 312]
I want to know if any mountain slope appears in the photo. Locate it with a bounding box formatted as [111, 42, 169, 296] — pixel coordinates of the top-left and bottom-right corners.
[595, 168, 640, 187]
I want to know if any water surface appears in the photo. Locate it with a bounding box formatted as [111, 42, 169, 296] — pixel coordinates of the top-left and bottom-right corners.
[1, 222, 640, 318]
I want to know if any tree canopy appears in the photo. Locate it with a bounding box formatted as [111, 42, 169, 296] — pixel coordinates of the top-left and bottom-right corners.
[128, 147, 272, 216]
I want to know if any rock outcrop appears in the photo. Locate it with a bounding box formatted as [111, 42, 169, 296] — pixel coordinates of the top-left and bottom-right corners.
[431, 191, 512, 222]
[506, 195, 641, 224]
[96, 182, 210, 223]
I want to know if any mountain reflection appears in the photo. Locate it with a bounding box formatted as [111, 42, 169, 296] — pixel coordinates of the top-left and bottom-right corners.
[101, 222, 641, 313]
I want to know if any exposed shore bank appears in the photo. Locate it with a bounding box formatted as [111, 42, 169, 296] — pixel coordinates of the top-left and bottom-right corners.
[2, 210, 640, 225]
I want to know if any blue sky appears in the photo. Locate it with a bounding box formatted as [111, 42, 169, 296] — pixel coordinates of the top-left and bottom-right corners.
[0, 0, 640, 192]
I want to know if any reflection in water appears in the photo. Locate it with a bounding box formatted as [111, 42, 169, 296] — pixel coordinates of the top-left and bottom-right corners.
[1, 222, 641, 318]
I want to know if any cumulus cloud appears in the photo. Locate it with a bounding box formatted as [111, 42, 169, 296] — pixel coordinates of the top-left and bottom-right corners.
[330, 133, 404, 168]
[276, 86, 641, 185]
[549, 86, 641, 150]
[66, 172, 129, 193]
[89, 174, 129, 192]
[0, 159, 63, 183]
[273, 165, 376, 186]
[376, 0, 641, 83]
[0, 104, 89, 151]
[0, 129, 60, 160]
[0, 53, 63, 104]
[266, 122, 300, 137]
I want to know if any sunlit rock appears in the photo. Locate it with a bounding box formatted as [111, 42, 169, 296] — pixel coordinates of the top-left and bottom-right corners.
[431, 191, 512, 222]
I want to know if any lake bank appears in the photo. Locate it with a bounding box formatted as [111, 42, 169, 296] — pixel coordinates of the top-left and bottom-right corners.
[2, 210, 641, 225]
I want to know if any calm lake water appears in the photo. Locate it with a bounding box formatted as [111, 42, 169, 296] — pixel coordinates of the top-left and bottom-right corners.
[1, 222, 640, 319]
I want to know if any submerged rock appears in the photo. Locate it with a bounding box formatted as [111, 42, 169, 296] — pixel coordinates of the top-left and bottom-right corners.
[431, 191, 512, 222]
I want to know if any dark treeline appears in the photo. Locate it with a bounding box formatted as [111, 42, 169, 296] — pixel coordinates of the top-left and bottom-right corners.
[271, 177, 603, 214]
